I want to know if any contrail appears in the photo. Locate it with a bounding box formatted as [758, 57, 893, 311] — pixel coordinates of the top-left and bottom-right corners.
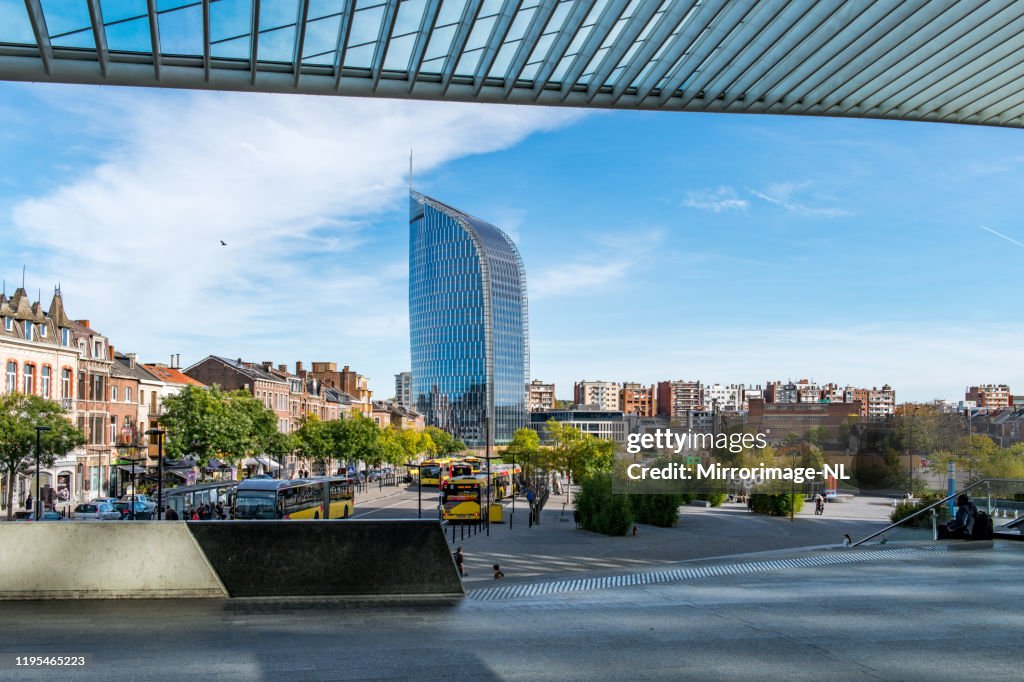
[979, 224, 1024, 249]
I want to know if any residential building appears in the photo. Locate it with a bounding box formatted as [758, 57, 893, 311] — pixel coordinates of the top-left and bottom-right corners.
[574, 381, 621, 412]
[395, 371, 413, 410]
[0, 287, 84, 510]
[67, 318, 113, 505]
[656, 380, 702, 419]
[765, 381, 799, 404]
[108, 351, 158, 496]
[371, 400, 425, 431]
[620, 382, 657, 417]
[409, 192, 529, 446]
[309, 362, 372, 416]
[703, 384, 744, 413]
[184, 356, 291, 433]
[966, 384, 1012, 410]
[846, 385, 896, 418]
[528, 380, 555, 412]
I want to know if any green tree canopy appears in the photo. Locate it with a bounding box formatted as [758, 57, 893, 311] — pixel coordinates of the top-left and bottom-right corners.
[0, 393, 85, 520]
[424, 426, 465, 456]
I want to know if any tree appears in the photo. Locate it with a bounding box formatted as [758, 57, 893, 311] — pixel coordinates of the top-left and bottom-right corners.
[806, 426, 830, 446]
[0, 393, 85, 520]
[504, 428, 540, 474]
[543, 420, 616, 503]
[295, 414, 332, 472]
[398, 428, 432, 461]
[159, 385, 228, 466]
[376, 427, 406, 467]
[328, 414, 381, 469]
[222, 390, 278, 462]
[424, 426, 465, 456]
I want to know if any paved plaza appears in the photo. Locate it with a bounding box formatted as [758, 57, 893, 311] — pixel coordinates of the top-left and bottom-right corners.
[2, 541, 1021, 681]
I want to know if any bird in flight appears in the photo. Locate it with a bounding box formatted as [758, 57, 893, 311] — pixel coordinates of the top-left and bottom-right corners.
[220, 240, 227, 246]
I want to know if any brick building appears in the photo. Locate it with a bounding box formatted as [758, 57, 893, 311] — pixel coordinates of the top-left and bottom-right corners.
[656, 380, 702, 418]
[184, 356, 291, 433]
[620, 382, 657, 417]
[966, 384, 1011, 410]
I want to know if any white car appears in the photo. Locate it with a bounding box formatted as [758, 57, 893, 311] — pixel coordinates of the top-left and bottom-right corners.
[72, 502, 121, 520]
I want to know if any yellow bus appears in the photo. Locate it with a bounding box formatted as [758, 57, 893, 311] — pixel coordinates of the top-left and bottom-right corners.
[441, 475, 484, 521]
[233, 476, 354, 520]
[419, 458, 454, 488]
[461, 456, 483, 473]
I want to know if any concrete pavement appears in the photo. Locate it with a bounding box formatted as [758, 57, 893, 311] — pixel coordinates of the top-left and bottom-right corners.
[1, 542, 1020, 680]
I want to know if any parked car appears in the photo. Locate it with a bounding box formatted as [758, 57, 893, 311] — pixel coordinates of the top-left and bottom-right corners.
[73, 502, 121, 521]
[20, 510, 66, 521]
[113, 501, 153, 520]
[89, 497, 119, 508]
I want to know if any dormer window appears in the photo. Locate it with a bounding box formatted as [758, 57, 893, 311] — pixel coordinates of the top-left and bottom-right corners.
[23, 321, 32, 340]
[39, 324, 47, 338]
[2, 317, 11, 331]
[61, 328, 71, 346]
[93, 340, 102, 357]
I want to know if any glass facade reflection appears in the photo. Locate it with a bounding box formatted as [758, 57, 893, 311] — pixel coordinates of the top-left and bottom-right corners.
[409, 192, 529, 447]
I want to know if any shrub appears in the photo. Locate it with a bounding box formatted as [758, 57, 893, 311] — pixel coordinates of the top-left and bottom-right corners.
[576, 473, 633, 536]
[750, 493, 804, 516]
[630, 493, 683, 527]
[889, 492, 950, 526]
[696, 492, 728, 507]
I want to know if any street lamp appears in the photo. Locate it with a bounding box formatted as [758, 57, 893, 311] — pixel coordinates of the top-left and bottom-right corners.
[146, 429, 165, 520]
[34, 425, 51, 519]
[115, 428, 142, 520]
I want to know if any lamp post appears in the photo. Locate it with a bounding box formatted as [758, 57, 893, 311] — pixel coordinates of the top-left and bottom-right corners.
[35, 425, 51, 519]
[146, 429, 165, 520]
[115, 427, 142, 520]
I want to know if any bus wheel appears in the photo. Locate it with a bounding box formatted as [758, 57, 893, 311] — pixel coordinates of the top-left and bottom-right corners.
[314, 511, 320, 519]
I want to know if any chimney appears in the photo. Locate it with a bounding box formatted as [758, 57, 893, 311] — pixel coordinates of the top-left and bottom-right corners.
[176, 354, 181, 369]
[278, 364, 287, 372]
[262, 361, 273, 371]
[76, 319, 90, 328]
[108, 344, 115, 361]
[128, 353, 137, 369]
[296, 361, 304, 374]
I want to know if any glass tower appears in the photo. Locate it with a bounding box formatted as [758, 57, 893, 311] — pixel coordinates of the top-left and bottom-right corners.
[409, 192, 529, 447]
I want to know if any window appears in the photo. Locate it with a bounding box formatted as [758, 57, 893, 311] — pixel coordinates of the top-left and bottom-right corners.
[139, 390, 145, 405]
[93, 340, 103, 358]
[125, 387, 132, 403]
[109, 416, 116, 445]
[77, 371, 86, 400]
[23, 320, 32, 340]
[39, 324, 47, 338]
[111, 386, 118, 402]
[91, 374, 105, 402]
[41, 366, 51, 397]
[5, 361, 16, 393]
[61, 328, 71, 346]
[61, 368, 71, 399]
[2, 317, 11, 331]
[22, 364, 34, 394]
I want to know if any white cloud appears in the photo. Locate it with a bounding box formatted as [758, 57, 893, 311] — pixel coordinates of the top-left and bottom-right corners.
[529, 229, 663, 299]
[749, 181, 851, 218]
[682, 186, 748, 212]
[8, 88, 584, 390]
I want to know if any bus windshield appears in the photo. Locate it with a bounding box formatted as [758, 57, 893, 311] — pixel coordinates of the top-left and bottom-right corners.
[421, 466, 440, 478]
[235, 491, 276, 519]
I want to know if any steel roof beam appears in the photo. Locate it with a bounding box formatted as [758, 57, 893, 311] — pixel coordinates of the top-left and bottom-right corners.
[293, 0, 310, 88]
[501, 0, 559, 96]
[473, 0, 523, 96]
[333, 0, 357, 90]
[370, 0, 400, 91]
[673, 0, 791, 110]
[440, 0, 484, 96]
[856, 4, 1020, 118]
[146, 0, 162, 81]
[630, 0, 728, 104]
[407, 0, 444, 92]
[557, 0, 631, 102]
[202, 0, 212, 82]
[23, 0, 52, 76]
[528, 0, 594, 99]
[608, 0, 699, 105]
[584, 0, 664, 103]
[653, 0, 755, 107]
[86, 0, 108, 78]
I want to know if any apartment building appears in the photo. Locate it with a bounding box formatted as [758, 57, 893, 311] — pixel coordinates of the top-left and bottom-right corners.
[620, 382, 657, 417]
[528, 379, 555, 412]
[966, 384, 1012, 410]
[656, 380, 702, 418]
[573, 380, 620, 411]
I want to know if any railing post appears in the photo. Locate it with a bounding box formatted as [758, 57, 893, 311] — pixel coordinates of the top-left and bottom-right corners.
[931, 509, 938, 541]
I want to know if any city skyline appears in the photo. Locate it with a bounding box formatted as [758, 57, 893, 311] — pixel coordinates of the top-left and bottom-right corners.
[2, 83, 1024, 403]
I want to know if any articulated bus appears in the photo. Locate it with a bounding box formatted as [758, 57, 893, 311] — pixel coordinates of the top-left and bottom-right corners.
[440, 464, 523, 521]
[233, 476, 355, 520]
[162, 480, 238, 518]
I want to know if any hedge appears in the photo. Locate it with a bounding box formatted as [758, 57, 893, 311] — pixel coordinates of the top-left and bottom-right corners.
[749, 493, 804, 516]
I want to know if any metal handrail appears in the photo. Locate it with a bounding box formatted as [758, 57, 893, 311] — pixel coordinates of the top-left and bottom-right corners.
[850, 479, 992, 548]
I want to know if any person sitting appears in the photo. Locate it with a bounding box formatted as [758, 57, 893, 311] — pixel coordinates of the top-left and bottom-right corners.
[493, 564, 504, 579]
[938, 494, 977, 539]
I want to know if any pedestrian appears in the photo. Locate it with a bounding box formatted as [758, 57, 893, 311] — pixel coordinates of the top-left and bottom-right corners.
[453, 546, 466, 577]
[573, 509, 581, 529]
[938, 494, 977, 539]
[814, 492, 824, 516]
[493, 564, 504, 579]
[632, 524, 638, 537]
[215, 502, 225, 520]
[24, 493, 33, 511]
[164, 506, 179, 521]
[190, 507, 200, 521]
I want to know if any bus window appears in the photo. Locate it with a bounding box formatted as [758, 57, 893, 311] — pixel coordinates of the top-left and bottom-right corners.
[235, 491, 276, 519]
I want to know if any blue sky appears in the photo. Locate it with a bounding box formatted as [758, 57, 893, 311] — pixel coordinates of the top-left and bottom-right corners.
[2, 81, 1023, 402]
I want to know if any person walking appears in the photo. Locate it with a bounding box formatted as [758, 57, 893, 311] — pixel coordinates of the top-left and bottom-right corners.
[24, 492, 33, 512]
[164, 506, 179, 520]
[453, 546, 466, 577]
[493, 564, 504, 579]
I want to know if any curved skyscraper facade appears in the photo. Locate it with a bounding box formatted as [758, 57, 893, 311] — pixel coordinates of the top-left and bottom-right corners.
[409, 192, 529, 447]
